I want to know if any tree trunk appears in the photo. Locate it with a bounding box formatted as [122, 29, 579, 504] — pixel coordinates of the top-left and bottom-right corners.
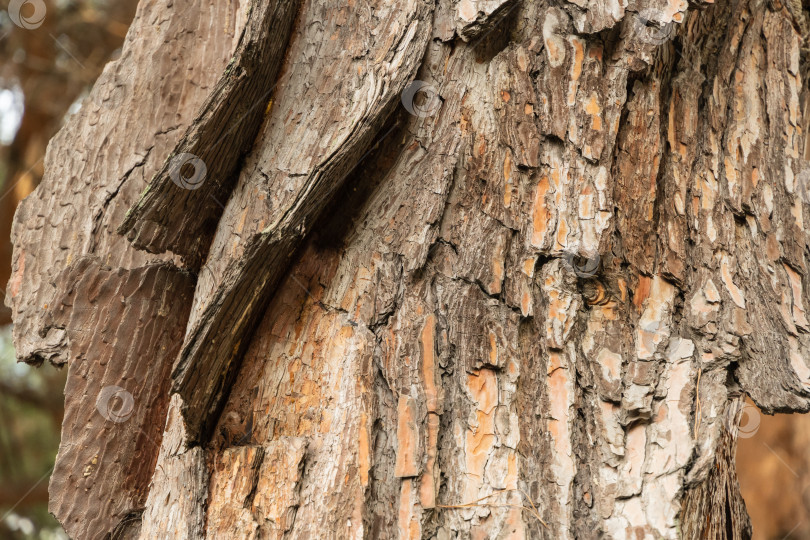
[7, 0, 810, 538]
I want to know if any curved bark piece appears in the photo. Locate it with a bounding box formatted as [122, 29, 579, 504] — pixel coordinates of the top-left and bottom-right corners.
[171, 0, 436, 444]
[118, 0, 300, 268]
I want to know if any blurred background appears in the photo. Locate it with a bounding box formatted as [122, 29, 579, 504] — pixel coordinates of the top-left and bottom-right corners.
[0, 1, 808, 539]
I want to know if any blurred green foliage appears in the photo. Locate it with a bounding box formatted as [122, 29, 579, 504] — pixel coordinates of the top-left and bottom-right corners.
[0, 326, 67, 539]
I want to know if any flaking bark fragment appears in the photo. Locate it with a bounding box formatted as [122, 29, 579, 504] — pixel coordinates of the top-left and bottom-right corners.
[118, 0, 299, 268]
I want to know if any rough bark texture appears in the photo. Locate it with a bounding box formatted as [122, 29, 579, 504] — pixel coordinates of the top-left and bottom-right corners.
[8, 0, 810, 538]
[6, 1, 247, 537]
[118, 0, 299, 267]
[171, 0, 435, 444]
[681, 397, 752, 540]
[46, 257, 194, 539]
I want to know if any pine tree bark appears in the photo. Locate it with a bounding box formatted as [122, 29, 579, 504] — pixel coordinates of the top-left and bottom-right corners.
[7, 0, 810, 538]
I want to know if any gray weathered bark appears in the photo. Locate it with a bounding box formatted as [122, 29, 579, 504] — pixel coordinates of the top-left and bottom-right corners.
[7, 0, 810, 537]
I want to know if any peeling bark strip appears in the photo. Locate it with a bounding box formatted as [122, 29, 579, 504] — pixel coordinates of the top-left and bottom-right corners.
[46, 258, 194, 540]
[118, 0, 299, 267]
[171, 228, 301, 443]
[11, 0, 810, 536]
[172, 0, 435, 443]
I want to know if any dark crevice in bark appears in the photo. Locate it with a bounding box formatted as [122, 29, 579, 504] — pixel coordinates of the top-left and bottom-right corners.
[109, 510, 143, 540]
[516, 311, 554, 536]
[89, 145, 153, 253]
[242, 446, 266, 509]
[571, 400, 602, 539]
[467, 0, 521, 63]
[313, 111, 410, 252]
